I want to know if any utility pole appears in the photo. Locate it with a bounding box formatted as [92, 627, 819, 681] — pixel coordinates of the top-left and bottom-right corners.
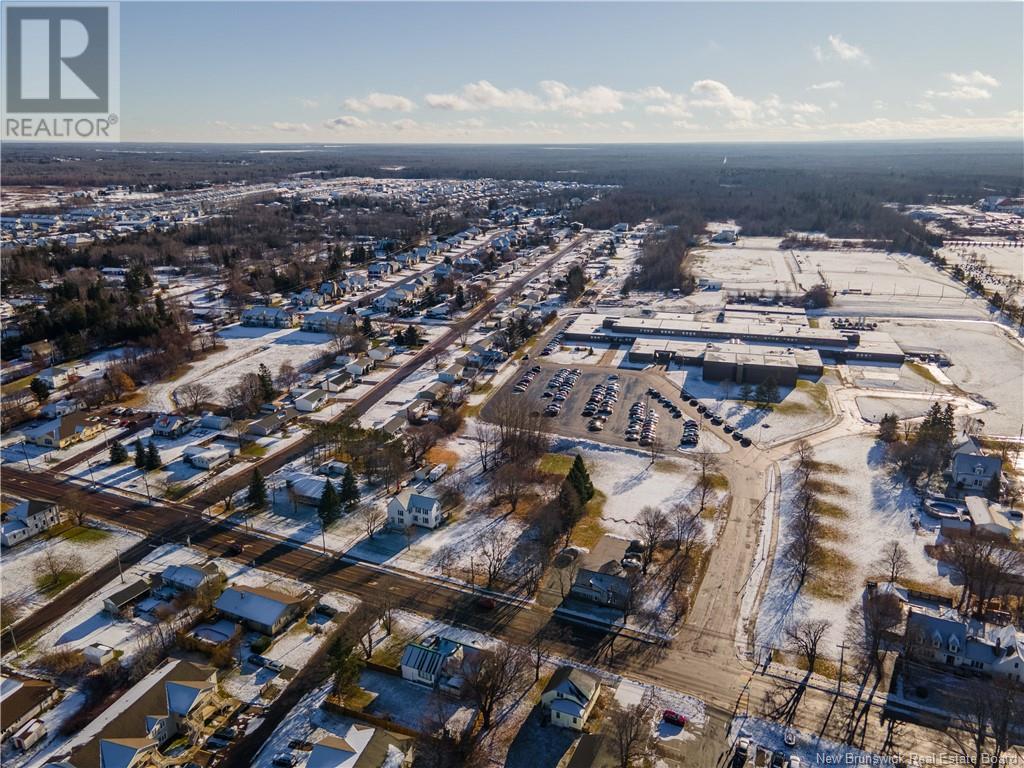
[836, 641, 847, 696]
[116, 547, 125, 584]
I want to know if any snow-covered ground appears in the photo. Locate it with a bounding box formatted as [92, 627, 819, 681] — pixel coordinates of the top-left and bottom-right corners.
[10, 543, 331, 666]
[549, 437, 723, 541]
[0, 521, 142, 622]
[883, 318, 1024, 435]
[664, 367, 836, 445]
[1, 422, 121, 471]
[755, 435, 945, 657]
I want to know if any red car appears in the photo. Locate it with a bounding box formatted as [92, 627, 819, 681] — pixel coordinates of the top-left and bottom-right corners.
[662, 710, 687, 727]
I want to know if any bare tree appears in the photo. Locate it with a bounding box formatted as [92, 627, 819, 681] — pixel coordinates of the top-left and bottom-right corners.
[461, 641, 531, 731]
[479, 527, 516, 588]
[473, 421, 502, 473]
[607, 697, 656, 768]
[60, 486, 90, 526]
[406, 423, 444, 466]
[785, 619, 831, 674]
[277, 362, 299, 392]
[693, 448, 721, 516]
[358, 504, 386, 539]
[175, 381, 212, 414]
[668, 502, 703, 559]
[32, 549, 84, 593]
[634, 505, 669, 574]
[877, 540, 910, 585]
[494, 461, 533, 512]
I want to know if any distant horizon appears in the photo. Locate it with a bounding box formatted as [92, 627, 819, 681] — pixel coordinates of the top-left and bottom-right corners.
[99, 2, 1023, 144]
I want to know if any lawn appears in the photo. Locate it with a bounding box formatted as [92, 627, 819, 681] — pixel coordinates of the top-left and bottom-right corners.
[569, 490, 607, 549]
[537, 453, 574, 476]
[35, 567, 85, 598]
[58, 525, 112, 545]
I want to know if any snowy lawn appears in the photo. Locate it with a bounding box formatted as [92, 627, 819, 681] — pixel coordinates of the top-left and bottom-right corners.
[755, 435, 947, 658]
[0, 521, 142, 623]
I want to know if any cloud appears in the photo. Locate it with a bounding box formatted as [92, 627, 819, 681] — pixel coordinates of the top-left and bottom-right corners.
[324, 115, 370, 130]
[271, 121, 311, 132]
[343, 92, 415, 112]
[540, 80, 625, 115]
[297, 98, 319, 109]
[948, 71, 999, 88]
[426, 80, 637, 116]
[809, 80, 843, 91]
[620, 121, 636, 130]
[789, 102, 823, 115]
[925, 71, 1000, 101]
[426, 80, 544, 112]
[390, 118, 418, 131]
[814, 35, 869, 64]
[689, 80, 758, 121]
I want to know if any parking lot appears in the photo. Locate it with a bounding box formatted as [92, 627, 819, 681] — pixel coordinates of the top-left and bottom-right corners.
[485, 357, 757, 456]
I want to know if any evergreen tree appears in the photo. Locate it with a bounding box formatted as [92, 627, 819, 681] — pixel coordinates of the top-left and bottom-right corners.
[878, 413, 899, 443]
[29, 377, 51, 403]
[566, 454, 594, 504]
[248, 468, 268, 508]
[340, 466, 360, 513]
[109, 440, 128, 464]
[404, 325, 420, 346]
[558, 480, 583, 536]
[362, 316, 373, 336]
[257, 363, 275, 402]
[317, 480, 341, 527]
[145, 441, 161, 471]
[134, 439, 146, 469]
[455, 285, 466, 308]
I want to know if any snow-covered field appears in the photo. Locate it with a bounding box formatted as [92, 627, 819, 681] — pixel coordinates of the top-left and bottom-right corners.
[755, 435, 945, 657]
[548, 437, 722, 541]
[0, 522, 142, 622]
[883, 318, 1024, 435]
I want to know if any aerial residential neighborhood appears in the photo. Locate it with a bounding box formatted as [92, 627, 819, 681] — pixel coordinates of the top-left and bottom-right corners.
[0, 2, 1022, 768]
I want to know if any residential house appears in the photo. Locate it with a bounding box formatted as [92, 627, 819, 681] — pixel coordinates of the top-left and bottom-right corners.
[20, 341, 57, 364]
[240, 306, 297, 328]
[570, 569, 631, 611]
[905, 610, 1024, 683]
[295, 289, 325, 308]
[322, 370, 352, 393]
[25, 412, 104, 449]
[49, 659, 224, 768]
[381, 415, 407, 438]
[294, 388, 329, 413]
[103, 579, 151, 616]
[437, 364, 464, 385]
[159, 562, 221, 593]
[368, 262, 395, 280]
[1, 499, 64, 547]
[199, 412, 232, 431]
[541, 667, 601, 731]
[417, 381, 449, 404]
[303, 311, 353, 335]
[40, 398, 83, 419]
[405, 398, 431, 425]
[367, 344, 395, 363]
[306, 726, 412, 768]
[345, 357, 374, 378]
[400, 635, 478, 690]
[152, 414, 198, 439]
[316, 460, 349, 478]
[951, 450, 1002, 497]
[387, 488, 444, 530]
[36, 365, 72, 390]
[0, 673, 60, 742]
[247, 407, 299, 437]
[182, 445, 231, 472]
[214, 584, 312, 636]
[284, 471, 333, 506]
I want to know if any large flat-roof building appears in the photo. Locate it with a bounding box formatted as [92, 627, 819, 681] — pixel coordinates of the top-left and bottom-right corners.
[563, 312, 904, 370]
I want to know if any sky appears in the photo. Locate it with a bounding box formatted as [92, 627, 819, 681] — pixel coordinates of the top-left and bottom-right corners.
[119, 1, 1024, 143]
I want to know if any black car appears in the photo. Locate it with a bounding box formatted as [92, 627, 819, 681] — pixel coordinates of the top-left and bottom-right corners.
[740, 437, 752, 447]
[710, 416, 724, 426]
[723, 424, 734, 433]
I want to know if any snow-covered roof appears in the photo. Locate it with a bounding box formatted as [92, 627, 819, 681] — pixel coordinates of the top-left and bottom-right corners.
[214, 584, 304, 626]
[98, 738, 156, 768]
[165, 680, 213, 716]
[306, 726, 376, 768]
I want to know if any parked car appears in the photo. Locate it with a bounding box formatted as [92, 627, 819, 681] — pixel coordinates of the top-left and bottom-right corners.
[662, 710, 687, 727]
[272, 755, 297, 768]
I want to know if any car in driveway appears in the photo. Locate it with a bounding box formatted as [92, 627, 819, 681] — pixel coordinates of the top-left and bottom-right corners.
[662, 709, 687, 727]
